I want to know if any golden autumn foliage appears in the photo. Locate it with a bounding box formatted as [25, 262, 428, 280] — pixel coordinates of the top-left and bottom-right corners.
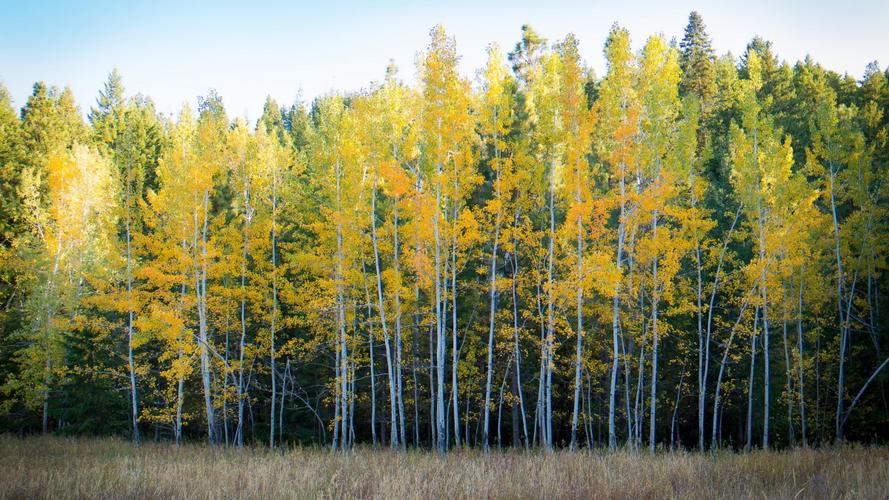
[1, 14, 887, 458]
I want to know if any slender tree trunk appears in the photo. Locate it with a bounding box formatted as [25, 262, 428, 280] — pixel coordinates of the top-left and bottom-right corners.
[511, 365, 520, 448]
[713, 298, 757, 450]
[279, 358, 290, 445]
[334, 161, 349, 451]
[451, 193, 461, 451]
[433, 153, 446, 453]
[745, 306, 760, 452]
[370, 181, 399, 448]
[413, 175, 429, 448]
[123, 153, 141, 445]
[609, 168, 627, 451]
[670, 362, 686, 449]
[465, 392, 471, 446]
[175, 364, 184, 444]
[496, 360, 511, 450]
[570, 171, 584, 451]
[842, 356, 889, 429]
[175, 246, 187, 446]
[223, 297, 231, 446]
[41, 241, 62, 435]
[625, 231, 640, 448]
[511, 233, 529, 448]
[837, 271, 859, 438]
[483, 162, 502, 451]
[270, 168, 278, 449]
[429, 313, 436, 449]
[649, 207, 660, 454]
[412, 324, 420, 447]
[393, 202, 406, 449]
[332, 339, 341, 450]
[236, 184, 251, 447]
[533, 286, 546, 448]
[544, 155, 555, 452]
[829, 166, 848, 442]
[797, 266, 807, 446]
[634, 341, 646, 449]
[363, 267, 378, 446]
[757, 203, 770, 450]
[815, 310, 822, 442]
[197, 190, 216, 445]
[782, 283, 795, 445]
[349, 356, 356, 446]
[412, 292, 421, 447]
[126, 195, 140, 445]
[586, 369, 594, 448]
[534, 346, 544, 447]
[412, 234, 422, 447]
[692, 171, 704, 452]
[702, 205, 741, 449]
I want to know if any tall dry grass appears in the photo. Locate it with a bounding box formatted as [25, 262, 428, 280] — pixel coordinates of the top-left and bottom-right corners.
[0, 436, 886, 499]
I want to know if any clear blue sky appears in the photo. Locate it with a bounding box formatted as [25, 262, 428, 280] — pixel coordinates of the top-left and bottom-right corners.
[1, 0, 886, 121]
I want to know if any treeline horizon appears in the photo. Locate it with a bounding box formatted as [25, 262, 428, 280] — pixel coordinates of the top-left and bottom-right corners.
[0, 12, 887, 452]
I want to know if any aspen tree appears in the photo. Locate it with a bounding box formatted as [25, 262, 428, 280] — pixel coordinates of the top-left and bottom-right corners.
[356, 90, 399, 449]
[634, 34, 682, 453]
[555, 35, 597, 451]
[146, 107, 199, 445]
[731, 50, 812, 448]
[419, 25, 475, 452]
[193, 97, 226, 445]
[225, 120, 258, 447]
[16, 145, 116, 433]
[595, 25, 638, 451]
[309, 96, 360, 450]
[479, 44, 513, 451]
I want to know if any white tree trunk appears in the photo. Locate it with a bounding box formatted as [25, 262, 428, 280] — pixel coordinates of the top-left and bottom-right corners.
[702, 205, 741, 449]
[758, 203, 771, 450]
[570, 168, 584, 451]
[125, 186, 140, 445]
[710, 288, 753, 448]
[433, 154, 446, 453]
[393, 202, 406, 448]
[829, 166, 848, 442]
[510, 229, 529, 448]
[544, 156, 555, 451]
[333, 161, 349, 451]
[797, 267, 807, 445]
[269, 169, 278, 449]
[451, 196, 461, 451]
[609, 168, 626, 451]
[483, 162, 502, 451]
[649, 207, 659, 454]
[197, 189, 216, 445]
[363, 268, 378, 446]
[236, 184, 251, 447]
[370, 182, 399, 448]
[745, 306, 760, 452]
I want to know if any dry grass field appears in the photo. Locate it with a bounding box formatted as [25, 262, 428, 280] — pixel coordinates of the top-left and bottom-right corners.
[0, 436, 887, 499]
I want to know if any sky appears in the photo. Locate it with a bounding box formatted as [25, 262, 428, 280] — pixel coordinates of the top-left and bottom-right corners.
[1, 0, 887, 121]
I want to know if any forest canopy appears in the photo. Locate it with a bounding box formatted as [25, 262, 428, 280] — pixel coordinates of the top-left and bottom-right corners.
[0, 12, 887, 452]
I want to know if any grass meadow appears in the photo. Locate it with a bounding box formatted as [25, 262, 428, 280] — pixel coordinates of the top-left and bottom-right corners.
[0, 436, 887, 499]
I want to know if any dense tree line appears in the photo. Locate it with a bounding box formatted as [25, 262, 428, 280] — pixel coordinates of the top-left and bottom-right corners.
[1, 13, 887, 451]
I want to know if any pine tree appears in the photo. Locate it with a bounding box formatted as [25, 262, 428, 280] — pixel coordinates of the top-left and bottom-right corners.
[679, 12, 716, 102]
[0, 83, 23, 326]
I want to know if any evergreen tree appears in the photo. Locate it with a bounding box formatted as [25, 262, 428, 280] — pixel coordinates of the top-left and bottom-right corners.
[679, 11, 716, 102]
